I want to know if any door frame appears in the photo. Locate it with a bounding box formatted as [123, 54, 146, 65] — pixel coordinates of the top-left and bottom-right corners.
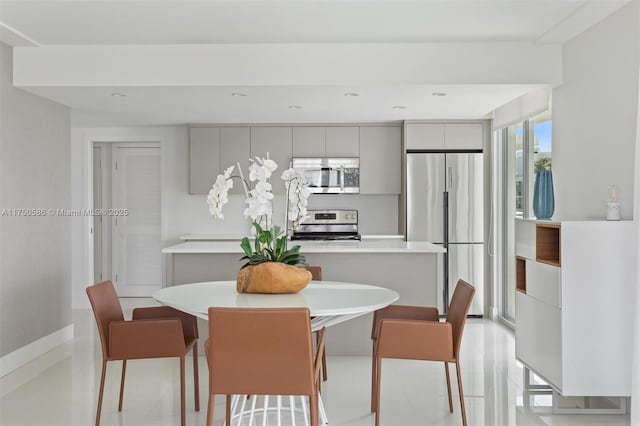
[86, 136, 167, 294]
[92, 144, 110, 283]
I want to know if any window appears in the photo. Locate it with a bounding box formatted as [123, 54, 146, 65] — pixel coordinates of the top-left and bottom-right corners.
[496, 109, 552, 324]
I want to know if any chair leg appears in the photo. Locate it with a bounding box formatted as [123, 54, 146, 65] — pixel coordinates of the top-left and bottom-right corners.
[310, 392, 319, 426]
[118, 360, 127, 411]
[455, 361, 467, 426]
[193, 345, 200, 411]
[206, 394, 215, 426]
[95, 360, 107, 426]
[444, 362, 453, 413]
[371, 341, 377, 413]
[226, 395, 231, 425]
[316, 331, 328, 382]
[180, 356, 186, 426]
[374, 356, 382, 426]
[322, 351, 328, 382]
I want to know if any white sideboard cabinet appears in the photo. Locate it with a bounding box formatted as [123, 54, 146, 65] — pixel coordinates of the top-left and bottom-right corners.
[514, 219, 635, 398]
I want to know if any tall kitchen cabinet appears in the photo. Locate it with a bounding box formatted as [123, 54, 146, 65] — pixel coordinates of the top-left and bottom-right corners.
[515, 219, 635, 399]
[360, 126, 400, 194]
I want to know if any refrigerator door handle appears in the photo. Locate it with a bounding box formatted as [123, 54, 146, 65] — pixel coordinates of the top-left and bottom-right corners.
[447, 166, 453, 190]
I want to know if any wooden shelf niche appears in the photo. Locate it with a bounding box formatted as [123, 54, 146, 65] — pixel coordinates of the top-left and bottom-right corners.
[516, 256, 527, 294]
[535, 223, 561, 266]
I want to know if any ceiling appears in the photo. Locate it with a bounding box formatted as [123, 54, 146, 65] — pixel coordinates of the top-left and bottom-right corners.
[0, 0, 631, 125]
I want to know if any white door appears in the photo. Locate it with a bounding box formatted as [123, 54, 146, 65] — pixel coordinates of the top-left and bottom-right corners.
[112, 145, 161, 296]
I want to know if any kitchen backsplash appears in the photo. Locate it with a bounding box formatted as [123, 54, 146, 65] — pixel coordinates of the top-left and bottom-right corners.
[170, 193, 400, 238]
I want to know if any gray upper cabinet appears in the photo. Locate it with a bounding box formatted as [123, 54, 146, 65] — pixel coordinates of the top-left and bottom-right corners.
[292, 127, 326, 157]
[189, 127, 220, 194]
[405, 123, 445, 150]
[444, 123, 484, 150]
[220, 127, 251, 194]
[405, 122, 484, 150]
[326, 127, 359, 157]
[360, 126, 401, 194]
[250, 127, 293, 194]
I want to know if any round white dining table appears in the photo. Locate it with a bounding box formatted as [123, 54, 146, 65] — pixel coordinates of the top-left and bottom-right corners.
[153, 280, 400, 332]
[153, 280, 399, 426]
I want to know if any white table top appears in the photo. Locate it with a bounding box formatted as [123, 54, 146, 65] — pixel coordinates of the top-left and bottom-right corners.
[162, 240, 446, 254]
[153, 281, 400, 320]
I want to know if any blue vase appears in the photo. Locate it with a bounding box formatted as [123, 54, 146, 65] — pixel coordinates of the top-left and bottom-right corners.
[533, 169, 554, 219]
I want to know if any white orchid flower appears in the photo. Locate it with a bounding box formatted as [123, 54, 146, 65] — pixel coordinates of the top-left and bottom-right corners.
[206, 165, 236, 220]
[281, 167, 311, 229]
[261, 158, 277, 175]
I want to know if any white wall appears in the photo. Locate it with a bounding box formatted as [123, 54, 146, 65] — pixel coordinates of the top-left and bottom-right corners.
[553, 0, 639, 220]
[70, 124, 400, 308]
[0, 43, 71, 357]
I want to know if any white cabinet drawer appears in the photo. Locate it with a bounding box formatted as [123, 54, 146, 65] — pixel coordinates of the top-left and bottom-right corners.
[526, 260, 561, 308]
[514, 219, 535, 259]
[515, 292, 562, 391]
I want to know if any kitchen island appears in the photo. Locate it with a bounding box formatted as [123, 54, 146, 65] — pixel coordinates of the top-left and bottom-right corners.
[162, 239, 445, 355]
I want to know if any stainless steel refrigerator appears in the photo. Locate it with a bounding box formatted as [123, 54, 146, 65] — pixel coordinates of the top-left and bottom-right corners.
[407, 152, 484, 316]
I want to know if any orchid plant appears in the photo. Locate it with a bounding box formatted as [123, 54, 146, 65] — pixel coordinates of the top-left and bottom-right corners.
[206, 156, 311, 268]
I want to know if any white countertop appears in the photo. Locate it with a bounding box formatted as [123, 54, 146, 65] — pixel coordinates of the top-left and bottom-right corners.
[179, 234, 405, 241]
[163, 239, 445, 254]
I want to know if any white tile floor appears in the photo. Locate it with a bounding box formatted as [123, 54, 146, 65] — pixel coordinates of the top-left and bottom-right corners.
[0, 302, 631, 426]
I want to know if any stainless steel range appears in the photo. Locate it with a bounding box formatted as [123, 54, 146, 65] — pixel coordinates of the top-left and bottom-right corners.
[291, 209, 360, 241]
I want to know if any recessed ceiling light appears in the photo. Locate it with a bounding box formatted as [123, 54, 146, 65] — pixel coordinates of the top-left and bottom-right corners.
[231, 92, 247, 97]
[344, 92, 359, 97]
[432, 92, 447, 97]
[111, 93, 127, 98]
[392, 105, 407, 110]
[288, 105, 302, 109]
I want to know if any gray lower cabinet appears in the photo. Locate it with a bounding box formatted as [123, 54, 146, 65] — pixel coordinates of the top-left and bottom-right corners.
[249, 127, 293, 194]
[360, 126, 401, 194]
[220, 127, 251, 194]
[189, 127, 220, 194]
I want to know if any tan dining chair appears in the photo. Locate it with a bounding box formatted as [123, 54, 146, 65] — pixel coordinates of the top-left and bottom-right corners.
[306, 266, 328, 382]
[370, 279, 475, 426]
[204, 307, 325, 426]
[86, 281, 199, 426]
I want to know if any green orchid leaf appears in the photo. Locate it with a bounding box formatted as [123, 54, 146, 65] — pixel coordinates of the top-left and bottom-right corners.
[240, 237, 252, 257]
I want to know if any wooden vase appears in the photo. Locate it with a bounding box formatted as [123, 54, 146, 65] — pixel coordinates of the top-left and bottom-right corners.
[236, 262, 312, 294]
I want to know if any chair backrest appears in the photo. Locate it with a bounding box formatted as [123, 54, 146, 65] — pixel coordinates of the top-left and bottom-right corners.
[207, 307, 315, 396]
[307, 266, 322, 281]
[445, 279, 475, 358]
[86, 281, 124, 357]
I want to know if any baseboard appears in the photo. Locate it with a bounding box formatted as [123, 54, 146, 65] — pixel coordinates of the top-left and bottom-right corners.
[0, 324, 74, 377]
[489, 305, 499, 319]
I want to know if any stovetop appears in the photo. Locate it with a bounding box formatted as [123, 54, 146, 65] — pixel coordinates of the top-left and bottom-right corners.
[290, 232, 361, 241]
[291, 209, 360, 241]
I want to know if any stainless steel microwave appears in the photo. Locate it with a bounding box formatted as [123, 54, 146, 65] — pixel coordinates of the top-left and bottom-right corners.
[292, 158, 359, 194]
